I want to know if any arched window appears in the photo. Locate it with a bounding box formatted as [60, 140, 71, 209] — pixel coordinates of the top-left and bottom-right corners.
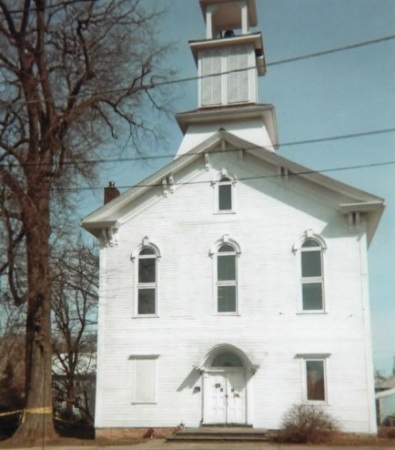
[218, 176, 233, 211]
[137, 247, 158, 315]
[300, 239, 324, 311]
[217, 244, 237, 313]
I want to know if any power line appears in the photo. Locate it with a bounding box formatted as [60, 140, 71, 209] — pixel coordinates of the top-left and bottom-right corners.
[0, 0, 95, 15]
[268, 34, 395, 66]
[2, 126, 394, 168]
[57, 159, 395, 192]
[1, 33, 394, 105]
[74, 33, 395, 93]
[93, 33, 395, 93]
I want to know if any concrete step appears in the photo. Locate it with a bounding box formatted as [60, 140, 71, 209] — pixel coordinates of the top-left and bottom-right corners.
[167, 427, 271, 442]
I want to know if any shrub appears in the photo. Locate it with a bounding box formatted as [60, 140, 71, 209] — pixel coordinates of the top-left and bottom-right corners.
[279, 404, 338, 443]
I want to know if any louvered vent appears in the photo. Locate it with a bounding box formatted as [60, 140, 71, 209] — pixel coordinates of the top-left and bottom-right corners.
[228, 46, 249, 103]
[200, 44, 255, 107]
[202, 49, 222, 106]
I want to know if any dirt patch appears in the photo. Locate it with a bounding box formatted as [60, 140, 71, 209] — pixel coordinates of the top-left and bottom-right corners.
[324, 428, 395, 447]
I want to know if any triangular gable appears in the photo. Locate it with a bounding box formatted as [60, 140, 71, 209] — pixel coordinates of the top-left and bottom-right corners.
[81, 130, 384, 244]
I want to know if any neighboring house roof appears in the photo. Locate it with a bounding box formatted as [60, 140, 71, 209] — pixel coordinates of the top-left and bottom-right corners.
[376, 387, 395, 399]
[81, 129, 384, 245]
[375, 377, 395, 392]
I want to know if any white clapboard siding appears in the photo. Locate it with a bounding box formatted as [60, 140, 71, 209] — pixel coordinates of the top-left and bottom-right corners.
[94, 150, 377, 434]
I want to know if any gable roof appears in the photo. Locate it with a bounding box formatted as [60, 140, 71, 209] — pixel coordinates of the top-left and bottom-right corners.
[81, 130, 384, 244]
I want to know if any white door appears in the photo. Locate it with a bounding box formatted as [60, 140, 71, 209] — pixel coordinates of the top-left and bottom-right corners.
[226, 371, 246, 424]
[204, 371, 246, 424]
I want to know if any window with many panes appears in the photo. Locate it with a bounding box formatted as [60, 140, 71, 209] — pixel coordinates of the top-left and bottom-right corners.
[137, 247, 157, 315]
[300, 239, 324, 311]
[305, 359, 326, 402]
[217, 244, 237, 313]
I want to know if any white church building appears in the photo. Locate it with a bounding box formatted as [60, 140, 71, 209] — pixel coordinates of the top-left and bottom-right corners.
[82, 0, 384, 438]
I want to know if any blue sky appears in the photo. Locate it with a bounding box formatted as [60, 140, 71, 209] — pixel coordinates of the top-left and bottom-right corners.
[85, 1, 395, 374]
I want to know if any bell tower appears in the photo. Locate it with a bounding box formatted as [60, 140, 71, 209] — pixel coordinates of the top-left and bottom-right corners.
[175, 0, 278, 157]
[194, 0, 265, 108]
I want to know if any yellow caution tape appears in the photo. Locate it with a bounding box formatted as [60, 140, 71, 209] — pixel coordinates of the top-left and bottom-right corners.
[24, 407, 53, 414]
[0, 410, 23, 417]
[0, 406, 52, 419]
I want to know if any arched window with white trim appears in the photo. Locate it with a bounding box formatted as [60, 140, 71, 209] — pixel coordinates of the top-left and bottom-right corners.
[136, 246, 158, 316]
[213, 171, 236, 214]
[217, 243, 238, 313]
[218, 176, 233, 211]
[300, 238, 324, 311]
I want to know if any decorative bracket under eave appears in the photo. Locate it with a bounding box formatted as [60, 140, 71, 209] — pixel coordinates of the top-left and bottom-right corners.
[204, 153, 210, 171]
[277, 165, 289, 180]
[163, 174, 175, 197]
[101, 225, 119, 247]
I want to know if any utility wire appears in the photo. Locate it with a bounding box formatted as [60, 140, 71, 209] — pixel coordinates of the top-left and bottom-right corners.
[0, 0, 95, 15]
[1, 33, 394, 105]
[82, 33, 395, 92]
[268, 34, 395, 66]
[53, 159, 395, 192]
[1, 126, 394, 168]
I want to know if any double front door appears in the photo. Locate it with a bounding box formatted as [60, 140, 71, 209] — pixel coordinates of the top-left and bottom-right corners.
[203, 370, 247, 425]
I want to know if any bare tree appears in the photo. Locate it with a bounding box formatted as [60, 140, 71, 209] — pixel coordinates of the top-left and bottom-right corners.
[51, 238, 98, 423]
[0, 0, 173, 441]
[0, 301, 26, 412]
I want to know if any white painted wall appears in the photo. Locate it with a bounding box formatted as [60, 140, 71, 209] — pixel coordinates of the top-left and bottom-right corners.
[176, 119, 275, 157]
[94, 148, 377, 433]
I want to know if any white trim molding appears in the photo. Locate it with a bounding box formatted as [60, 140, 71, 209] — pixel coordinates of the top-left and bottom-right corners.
[209, 234, 242, 257]
[131, 236, 162, 262]
[292, 229, 327, 254]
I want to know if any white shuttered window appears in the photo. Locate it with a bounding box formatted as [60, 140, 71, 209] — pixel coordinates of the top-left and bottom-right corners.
[228, 47, 249, 103]
[200, 44, 254, 107]
[202, 50, 222, 106]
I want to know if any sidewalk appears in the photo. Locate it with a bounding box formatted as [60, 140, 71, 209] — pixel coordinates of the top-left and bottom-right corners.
[15, 439, 395, 450]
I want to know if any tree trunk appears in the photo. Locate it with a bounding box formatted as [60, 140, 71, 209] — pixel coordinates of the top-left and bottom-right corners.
[11, 187, 57, 442]
[65, 377, 76, 420]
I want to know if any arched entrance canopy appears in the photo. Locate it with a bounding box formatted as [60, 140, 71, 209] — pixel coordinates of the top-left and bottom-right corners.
[195, 343, 259, 372]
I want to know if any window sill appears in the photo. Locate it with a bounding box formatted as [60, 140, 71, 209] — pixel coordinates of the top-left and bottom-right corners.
[297, 311, 327, 315]
[305, 400, 329, 406]
[132, 315, 159, 319]
[131, 402, 157, 405]
[214, 211, 236, 215]
[216, 313, 240, 316]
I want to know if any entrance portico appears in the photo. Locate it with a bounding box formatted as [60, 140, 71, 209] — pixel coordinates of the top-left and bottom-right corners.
[198, 344, 259, 426]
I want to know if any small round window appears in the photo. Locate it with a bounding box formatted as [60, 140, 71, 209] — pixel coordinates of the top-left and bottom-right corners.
[211, 352, 243, 367]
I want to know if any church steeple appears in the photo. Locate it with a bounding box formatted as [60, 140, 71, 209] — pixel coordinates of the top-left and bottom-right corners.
[175, 0, 278, 158]
[190, 0, 265, 108]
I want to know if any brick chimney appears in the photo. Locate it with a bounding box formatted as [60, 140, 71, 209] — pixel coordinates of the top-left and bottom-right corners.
[104, 181, 120, 205]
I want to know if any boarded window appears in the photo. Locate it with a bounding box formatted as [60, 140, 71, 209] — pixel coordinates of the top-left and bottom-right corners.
[131, 357, 157, 403]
